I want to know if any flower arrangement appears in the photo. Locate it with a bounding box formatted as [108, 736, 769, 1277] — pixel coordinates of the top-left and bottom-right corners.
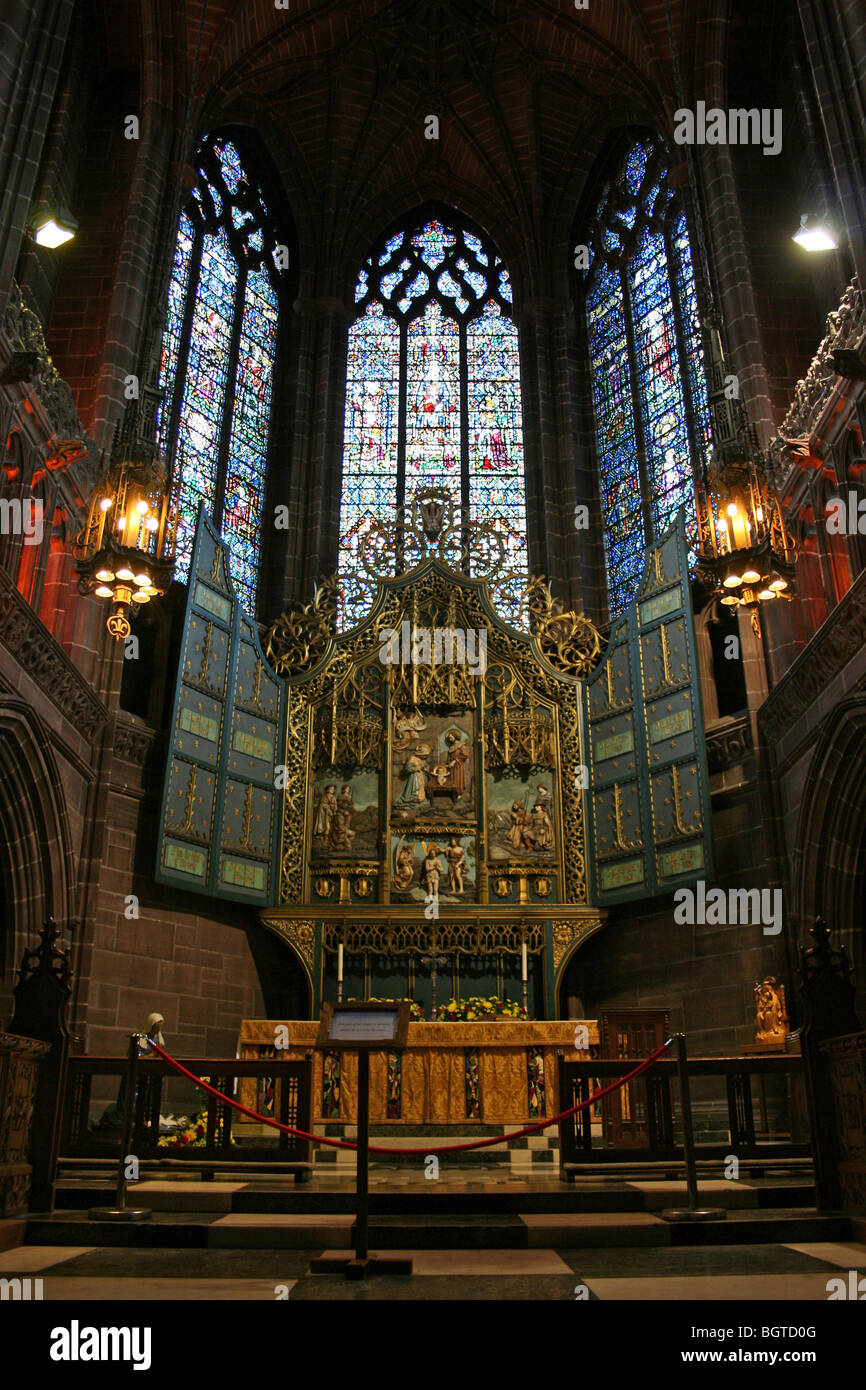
[346, 996, 425, 1021]
[157, 1077, 237, 1149]
[434, 996, 532, 1021]
[158, 1117, 207, 1150]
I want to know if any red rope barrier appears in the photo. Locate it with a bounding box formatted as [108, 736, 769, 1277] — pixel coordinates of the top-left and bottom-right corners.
[147, 1038, 673, 1155]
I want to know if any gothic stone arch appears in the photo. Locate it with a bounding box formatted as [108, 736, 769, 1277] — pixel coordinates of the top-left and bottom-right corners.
[0, 699, 76, 1010]
[791, 694, 866, 1016]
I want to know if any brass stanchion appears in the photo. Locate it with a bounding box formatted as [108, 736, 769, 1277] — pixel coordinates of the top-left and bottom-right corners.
[662, 1032, 725, 1223]
[89, 1033, 152, 1221]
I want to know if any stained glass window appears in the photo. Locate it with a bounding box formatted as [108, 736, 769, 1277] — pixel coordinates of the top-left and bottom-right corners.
[339, 213, 527, 628]
[582, 136, 711, 616]
[157, 135, 284, 614]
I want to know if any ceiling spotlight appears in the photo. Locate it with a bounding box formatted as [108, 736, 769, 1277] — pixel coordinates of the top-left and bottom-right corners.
[30, 204, 79, 248]
[792, 214, 838, 252]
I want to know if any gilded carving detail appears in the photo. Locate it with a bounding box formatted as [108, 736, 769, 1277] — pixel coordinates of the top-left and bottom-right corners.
[265, 575, 339, 677]
[267, 490, 598, 910]
[266, 919, 317, 976]
[525, 575, 603, 679]
[552, 916, 605, 971]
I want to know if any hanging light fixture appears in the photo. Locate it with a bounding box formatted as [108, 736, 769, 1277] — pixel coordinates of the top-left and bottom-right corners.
[792, 213, 838, 252]
[693, 320, 797, 630]
[74, 371, 176, 640]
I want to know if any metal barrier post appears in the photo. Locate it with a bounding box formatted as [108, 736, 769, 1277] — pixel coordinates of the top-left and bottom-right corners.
[89, 1034, 152, 1222]
[662, 1033, 725, 1223]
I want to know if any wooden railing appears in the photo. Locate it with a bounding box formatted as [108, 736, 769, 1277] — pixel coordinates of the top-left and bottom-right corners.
[61, 1057, 312, 1165]
[558, 1055, 810, 1168]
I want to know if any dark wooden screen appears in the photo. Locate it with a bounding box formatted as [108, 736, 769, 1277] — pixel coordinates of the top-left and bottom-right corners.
[601, 1009, 671, 1148]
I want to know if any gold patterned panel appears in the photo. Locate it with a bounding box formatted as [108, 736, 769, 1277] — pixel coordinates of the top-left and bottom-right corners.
[552, 916, 605, 972]
[279, 692, 308, 903]
[321, 918, 545, 956]
[266, 492, 603, 911]
[261, 918, 316, 984]
[238, 1020, 600, 1124]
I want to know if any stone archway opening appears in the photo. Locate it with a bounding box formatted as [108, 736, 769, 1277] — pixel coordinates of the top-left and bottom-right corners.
[792, 697, 866, 1024]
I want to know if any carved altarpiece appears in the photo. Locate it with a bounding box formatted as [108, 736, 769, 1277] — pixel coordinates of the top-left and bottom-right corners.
[156, 492, 714, 1018]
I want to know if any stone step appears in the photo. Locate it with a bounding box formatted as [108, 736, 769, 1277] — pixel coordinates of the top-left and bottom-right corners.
[24, 1206, 850, 1251]
[51, 1177, 818, 1217]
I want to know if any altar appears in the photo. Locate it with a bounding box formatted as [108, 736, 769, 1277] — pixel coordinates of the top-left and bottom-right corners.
[238, 1019, 599, 1126]
[155, 500, 714, 1043]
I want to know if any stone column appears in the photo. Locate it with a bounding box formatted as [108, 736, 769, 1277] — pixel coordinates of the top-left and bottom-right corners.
[517, 294, 591, 610]
[0, 0, 75, 314]
[798, 0, 866, 291]
[277, 294, 351, 608]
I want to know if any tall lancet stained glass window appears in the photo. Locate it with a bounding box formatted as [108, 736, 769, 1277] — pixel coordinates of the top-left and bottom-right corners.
[582, 136, 711, 617]
[339, 214, 527, 628]
[156, 136, 284, 614]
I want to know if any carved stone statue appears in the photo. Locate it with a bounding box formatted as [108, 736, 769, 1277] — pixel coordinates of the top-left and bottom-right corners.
[754, 977, 788, 1042]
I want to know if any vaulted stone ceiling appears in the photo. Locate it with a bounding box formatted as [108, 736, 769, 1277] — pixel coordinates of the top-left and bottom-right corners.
[89, 0, 730, 294]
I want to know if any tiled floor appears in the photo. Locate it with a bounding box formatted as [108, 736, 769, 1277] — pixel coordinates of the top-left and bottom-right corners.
[8, 1169, 858, 1301]
[2, 1239, 863, 1300]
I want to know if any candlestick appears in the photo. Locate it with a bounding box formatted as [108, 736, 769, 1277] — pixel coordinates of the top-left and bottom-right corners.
[337, 942, 344, 1004]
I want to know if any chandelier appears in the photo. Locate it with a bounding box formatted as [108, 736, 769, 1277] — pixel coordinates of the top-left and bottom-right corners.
[694, 319, 796, 632]
[74, 383, 176, 640]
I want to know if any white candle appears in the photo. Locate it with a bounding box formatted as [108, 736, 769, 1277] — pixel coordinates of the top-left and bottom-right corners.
[337, 943, 344, 982]
[521, 941, 528, 981]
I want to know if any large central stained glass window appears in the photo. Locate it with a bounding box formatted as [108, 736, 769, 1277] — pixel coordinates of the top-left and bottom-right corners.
[156, 135, 284, 615]
[338, 212, 527, 628]
[582, 135, 711, 617]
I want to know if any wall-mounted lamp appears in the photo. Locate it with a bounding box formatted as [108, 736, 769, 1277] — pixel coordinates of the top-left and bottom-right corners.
[792, 213, 838, 253]
[29, 203, 79, 249]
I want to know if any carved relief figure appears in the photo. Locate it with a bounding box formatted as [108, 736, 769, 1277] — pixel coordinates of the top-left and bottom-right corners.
[423, 843, 445, 898]
[393, 745, 431, 813]
[444, 729, 469, 796]
[391, 715, 474, 821]
[446, 835, 466, 894]
[392, 707, 428, 750]
[487, 768, 556, 860]
[314, 784, 338, 840]
[328, 784, 356, 851]
[507, 800, 533, 851]
[392, 838, 416, 890]
[389, 833, 477, 903]
[529, 795, 554, 850]
[311, 770, 378, 859]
